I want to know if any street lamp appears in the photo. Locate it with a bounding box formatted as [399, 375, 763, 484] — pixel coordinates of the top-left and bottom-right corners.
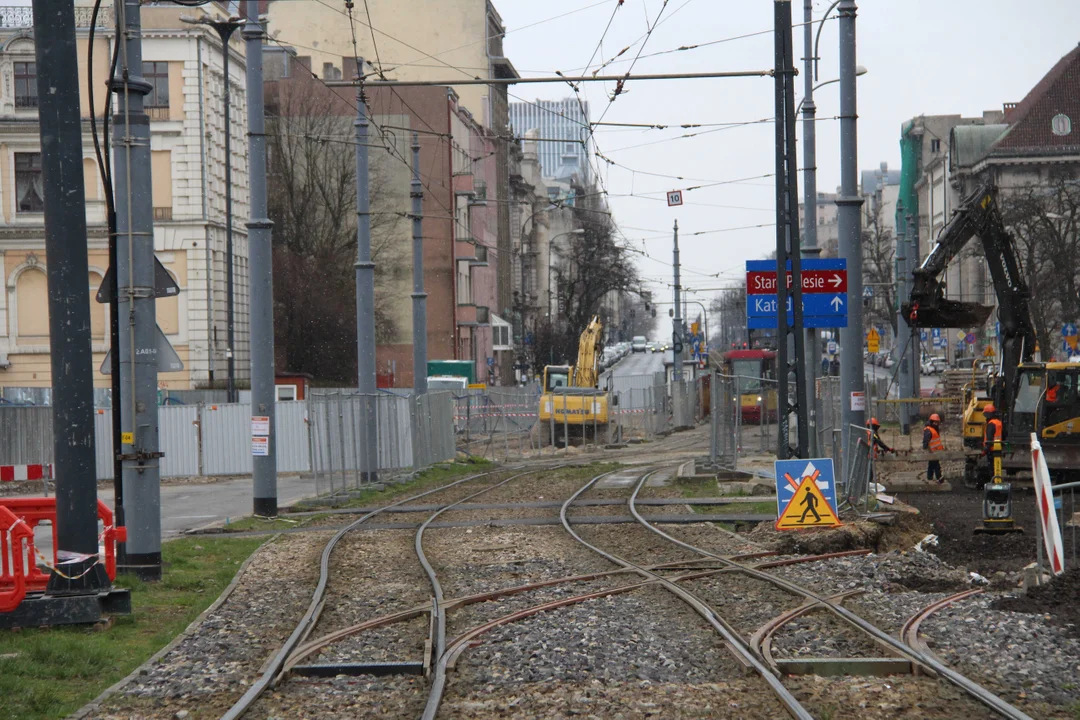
[181, 13, 244, 402]
[796, 66, 866, 116]
[547, 228, 585, 365]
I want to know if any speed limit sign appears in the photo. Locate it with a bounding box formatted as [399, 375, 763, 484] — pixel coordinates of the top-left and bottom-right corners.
[666, 190, 684, 206]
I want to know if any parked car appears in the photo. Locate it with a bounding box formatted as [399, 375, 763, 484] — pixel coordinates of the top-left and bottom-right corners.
[632, 336, 648, 353]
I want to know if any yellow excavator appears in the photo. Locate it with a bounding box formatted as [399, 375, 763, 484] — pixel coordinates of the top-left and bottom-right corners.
[538, 315, 611, 447]
[904, 182, 1080, 533]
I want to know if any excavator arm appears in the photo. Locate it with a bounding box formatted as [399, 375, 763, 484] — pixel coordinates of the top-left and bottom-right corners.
[902, 181, 1036, 420]
[571, 315, 604, 388]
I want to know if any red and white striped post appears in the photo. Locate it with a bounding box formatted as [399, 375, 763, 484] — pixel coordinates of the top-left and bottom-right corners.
[1031, 434, 1065, 576]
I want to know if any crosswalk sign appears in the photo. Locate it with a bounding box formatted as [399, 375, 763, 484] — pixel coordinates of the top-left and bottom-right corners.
[773, 458, 841, 530]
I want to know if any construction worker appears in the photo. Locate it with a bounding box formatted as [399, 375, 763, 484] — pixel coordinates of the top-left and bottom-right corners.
[983, 403, 1004, 481]
[923, 413, 945, 483]
[868, 418, 895, 459]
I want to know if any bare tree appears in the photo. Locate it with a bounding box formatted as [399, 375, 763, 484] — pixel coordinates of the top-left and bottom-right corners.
[998, 171, 1080, 360]
[267, 76, 406, 382]
[531, 206, 641, 371]
[862, 202, 897, 337]
[710, 287, 748, 351]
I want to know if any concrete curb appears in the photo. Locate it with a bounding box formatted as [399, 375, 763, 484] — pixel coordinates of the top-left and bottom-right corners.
[68, 536, 274, 720]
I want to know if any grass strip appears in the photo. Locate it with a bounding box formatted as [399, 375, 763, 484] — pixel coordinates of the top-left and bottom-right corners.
[0, 536, 264, 720]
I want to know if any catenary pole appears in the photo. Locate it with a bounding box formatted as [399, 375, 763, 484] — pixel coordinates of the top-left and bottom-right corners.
[411, 133, 428, 394]
[218, 23, 237, 403]
[836, 0, 866, 475]
[355, 62, 378, 481]
[31, 0, 107, 592]
[245, 0, 277, 516]
[802, 0, 821, 456]
[112, 0, 162, 580]
[672, 220, 683, 382]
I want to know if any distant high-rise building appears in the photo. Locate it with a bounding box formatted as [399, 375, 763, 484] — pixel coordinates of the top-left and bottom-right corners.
[509, 98, 591, 182]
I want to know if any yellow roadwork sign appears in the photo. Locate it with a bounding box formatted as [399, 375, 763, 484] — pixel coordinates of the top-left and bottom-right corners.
[866, 327, 880, 354]
[983, 345, 996, 357]
[775, 474, 841, 530]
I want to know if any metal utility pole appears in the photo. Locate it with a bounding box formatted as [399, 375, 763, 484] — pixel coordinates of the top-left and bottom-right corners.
[205, 18, 242, 403]
[113, 0, 162, 579]
[411, 133, 428, 394]
[774, 0, 809, 459]
[896, 211, 918, 434]
[836, 0, 866, 472]
[32, 0, 107, 592]
[244, 0, 277, 516]
[671, 220, 683, 381]
[802, 0, 821, 456]
[354, 64, 379, 482]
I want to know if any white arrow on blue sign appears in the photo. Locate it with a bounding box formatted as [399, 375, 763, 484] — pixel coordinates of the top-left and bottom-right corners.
[1062, 323, 1078, 337]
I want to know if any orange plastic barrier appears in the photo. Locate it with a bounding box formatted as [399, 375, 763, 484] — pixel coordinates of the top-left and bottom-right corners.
[0, 504, 33, 612]
[0, 498, 126, 598]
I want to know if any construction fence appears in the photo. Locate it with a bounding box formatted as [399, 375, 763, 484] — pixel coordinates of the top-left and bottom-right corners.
[451, 373, 711, 461]
[0, 394, 457, 487]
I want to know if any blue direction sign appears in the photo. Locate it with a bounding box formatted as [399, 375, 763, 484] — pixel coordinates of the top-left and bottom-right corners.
[1062, 323, 1078, 337]
[746, 258, 848, 330]
[773, 458, 838, 517]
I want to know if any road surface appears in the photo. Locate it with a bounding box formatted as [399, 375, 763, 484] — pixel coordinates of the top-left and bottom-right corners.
[606, 348, 665, 379]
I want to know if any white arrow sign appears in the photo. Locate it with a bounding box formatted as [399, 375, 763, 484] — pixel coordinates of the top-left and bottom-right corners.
[830, 296, 844, 311]
[829, 274, 843, 288]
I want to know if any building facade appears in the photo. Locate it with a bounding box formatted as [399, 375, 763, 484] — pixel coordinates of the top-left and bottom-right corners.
[508, 97, 592, 183]
[262, 0, 519, 384]
[0, 2, 250, 392]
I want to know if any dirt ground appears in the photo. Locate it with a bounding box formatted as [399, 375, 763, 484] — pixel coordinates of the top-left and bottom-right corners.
[994, 567, 1080, 639]
[897, 485, 1040, 577]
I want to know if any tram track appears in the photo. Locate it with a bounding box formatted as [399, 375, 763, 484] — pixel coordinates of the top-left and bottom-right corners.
[622, 468, 1036, 720]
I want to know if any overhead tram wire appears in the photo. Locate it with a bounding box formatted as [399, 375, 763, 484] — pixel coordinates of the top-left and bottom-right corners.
[592, 0, 671, 126]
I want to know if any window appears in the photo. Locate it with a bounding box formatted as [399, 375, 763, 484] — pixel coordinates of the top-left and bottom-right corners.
[16, 153, 44, 213]
[14, 62, 36, 108]
[493, 325, 510, 348]
[276, 385, 298, 402]
[143, 62, 169, 108]
[930, 138, 941, 153]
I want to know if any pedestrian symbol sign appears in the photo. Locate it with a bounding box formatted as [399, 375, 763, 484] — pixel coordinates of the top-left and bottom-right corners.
[773, 458, 841, 530]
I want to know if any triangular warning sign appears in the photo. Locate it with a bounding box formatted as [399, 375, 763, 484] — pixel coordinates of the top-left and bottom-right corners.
[775, 474, 841, 530]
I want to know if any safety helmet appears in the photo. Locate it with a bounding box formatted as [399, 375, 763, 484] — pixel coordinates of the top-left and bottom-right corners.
[870, 417, 880, 427]
[983, 403, 996, 414]
[929, 413, 941, 422]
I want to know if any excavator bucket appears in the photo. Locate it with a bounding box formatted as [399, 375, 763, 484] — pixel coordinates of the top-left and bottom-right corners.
[901, 300, 994, 329]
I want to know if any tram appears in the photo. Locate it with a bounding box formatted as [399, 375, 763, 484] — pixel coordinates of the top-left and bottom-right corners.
[719, 348, 778, 424]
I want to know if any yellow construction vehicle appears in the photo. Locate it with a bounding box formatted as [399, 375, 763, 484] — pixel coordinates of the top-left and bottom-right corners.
[904, 182, 1080, 532]
[538, 315, 611, 447]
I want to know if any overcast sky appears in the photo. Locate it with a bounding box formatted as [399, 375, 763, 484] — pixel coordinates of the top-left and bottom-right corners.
[497, 0, 1080, 312]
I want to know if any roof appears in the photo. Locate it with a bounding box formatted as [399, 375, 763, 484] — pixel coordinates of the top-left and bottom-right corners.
[992, 43, 1080, 156]
[950, 124, 1008, 170]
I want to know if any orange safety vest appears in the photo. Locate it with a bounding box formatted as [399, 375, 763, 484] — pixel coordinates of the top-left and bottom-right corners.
[925, 424, 944, 452]
[986, 418, 1003, 449]
[1047, 385, 1060, 403]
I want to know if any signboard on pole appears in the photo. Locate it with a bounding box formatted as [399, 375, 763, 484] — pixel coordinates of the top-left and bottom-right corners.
[866, 328, 880, 353]
[666, 190, 684, 206]
[745, 258, 848, 329]
[773, 458, 840, 530]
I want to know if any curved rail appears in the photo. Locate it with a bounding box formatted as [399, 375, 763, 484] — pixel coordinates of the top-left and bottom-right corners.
[901, 588, 984, 677]
[560, 466, 815, 720]
[218, 465, 513, 720]
[748, 591, 865, 673]
[626, 474, 1033, 720]
[417, 467, 560, 720]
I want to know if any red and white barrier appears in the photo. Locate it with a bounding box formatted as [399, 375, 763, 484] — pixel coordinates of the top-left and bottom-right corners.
[1030, 434, 1065, 576]
[0, 464, 53, 482]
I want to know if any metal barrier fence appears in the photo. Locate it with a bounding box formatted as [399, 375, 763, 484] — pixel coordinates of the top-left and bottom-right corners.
[1, 397, 451, 487]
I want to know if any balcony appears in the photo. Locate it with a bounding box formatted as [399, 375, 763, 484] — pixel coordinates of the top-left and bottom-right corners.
[153, 207, 173, 221]
[147, 107, 170, 121]
[0, 6, 112, 27]
[476, 306, 490, 325]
